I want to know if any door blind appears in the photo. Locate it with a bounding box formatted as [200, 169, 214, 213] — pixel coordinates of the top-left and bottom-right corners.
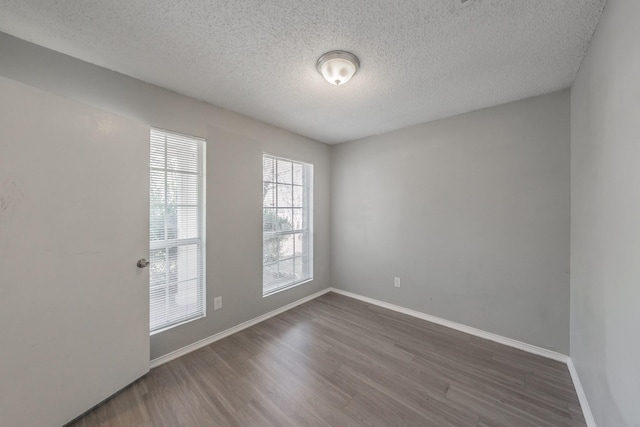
[149, 128, 206, 334]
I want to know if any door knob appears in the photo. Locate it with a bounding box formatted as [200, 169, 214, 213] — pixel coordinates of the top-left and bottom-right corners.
[137, 259, 150, 268]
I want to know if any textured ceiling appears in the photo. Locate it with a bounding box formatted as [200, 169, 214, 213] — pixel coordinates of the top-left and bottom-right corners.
[0, 0, 606, 144]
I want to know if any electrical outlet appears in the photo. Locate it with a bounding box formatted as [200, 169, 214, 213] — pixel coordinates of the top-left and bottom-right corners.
[214, 296, 222, 310]
[394, 277, 401, 288]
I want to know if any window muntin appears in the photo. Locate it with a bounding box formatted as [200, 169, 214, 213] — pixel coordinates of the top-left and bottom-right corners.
[149, 129, 206, 334]
[263, 154, 313, 296]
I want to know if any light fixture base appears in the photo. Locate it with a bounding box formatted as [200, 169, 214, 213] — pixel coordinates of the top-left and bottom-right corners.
[317, 50, 360, 86]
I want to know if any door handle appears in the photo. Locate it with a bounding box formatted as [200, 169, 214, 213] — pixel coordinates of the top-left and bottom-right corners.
[137, 259, 150, 268]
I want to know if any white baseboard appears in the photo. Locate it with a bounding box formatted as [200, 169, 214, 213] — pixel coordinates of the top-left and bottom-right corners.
[567, 358, 597, 427]
[330, 288, 569, 363]
[150, 287, 332, 368]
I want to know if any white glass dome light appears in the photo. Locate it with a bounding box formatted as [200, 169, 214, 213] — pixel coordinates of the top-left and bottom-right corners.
[317, 51, 360, 86]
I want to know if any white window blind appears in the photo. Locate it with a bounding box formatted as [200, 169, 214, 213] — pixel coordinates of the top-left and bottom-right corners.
[149, 128, 206, 334]
[263, 154, 313, 296]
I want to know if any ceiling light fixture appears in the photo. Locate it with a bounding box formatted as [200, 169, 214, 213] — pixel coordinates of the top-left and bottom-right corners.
[317, 50, 360, 86]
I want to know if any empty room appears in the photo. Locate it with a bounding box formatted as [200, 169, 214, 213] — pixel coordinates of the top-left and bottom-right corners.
[0, 0, 638, 426]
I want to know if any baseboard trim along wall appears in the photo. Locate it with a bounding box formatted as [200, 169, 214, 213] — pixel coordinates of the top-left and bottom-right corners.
[150, 287, 332, 368]
[567, 358, 597, 427]
[149, 286, 595, 426]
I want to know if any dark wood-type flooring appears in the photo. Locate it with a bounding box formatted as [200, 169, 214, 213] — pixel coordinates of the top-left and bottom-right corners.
[68, 292, 586, 426]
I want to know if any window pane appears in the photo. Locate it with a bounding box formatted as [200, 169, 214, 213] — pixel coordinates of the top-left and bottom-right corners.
[263, 208, 277, 233]
[276, 159, 292, 184]
[149, 248, 167, 287]
[295, 256, 309, 280]
[150, 135, 165, 169]
[263, 156, 274, 182]
[277, 184, 292, 207]
[279, 234, 294, 258]
[278, 258, 295, 282]
[293, 186, 303, 207]
[150, 205, 165, 241]
[262, 154, 312, 296]
[263, 263, 280, 293]
[174, 279, 199, 308]
[276, 208, 293, 231]
[292, 208, 303, 230]
[150, 129, 205, 334]
[167, 140, 199, 173]
[175, 207, 199, 239]
[293, 163, 303, 185]
[150, 170, 165, 205]
[262, 182, 275, 208]
[167, 172, 198, 205]
[170, 244, 199, 282]
[294, 232, 307, 256]
[263, 236, 278, 263]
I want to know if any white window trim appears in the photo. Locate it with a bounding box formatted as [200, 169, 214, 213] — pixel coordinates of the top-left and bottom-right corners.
[262, 153, 313, 297]
[149, 128, 206, 335]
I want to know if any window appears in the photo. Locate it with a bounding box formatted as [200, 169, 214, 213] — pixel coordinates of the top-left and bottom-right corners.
[149, 129, 206, 333]
[262, 154, 313, 296]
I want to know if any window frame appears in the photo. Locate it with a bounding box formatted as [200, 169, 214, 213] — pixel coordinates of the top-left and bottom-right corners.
[149, 128, 206, 335]
[262, 153, 313, 297]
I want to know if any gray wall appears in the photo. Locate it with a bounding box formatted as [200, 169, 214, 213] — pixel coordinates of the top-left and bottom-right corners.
[0, 33, 331, 360]
[570, 0, 640, 425]
[332, 91, 571, 354]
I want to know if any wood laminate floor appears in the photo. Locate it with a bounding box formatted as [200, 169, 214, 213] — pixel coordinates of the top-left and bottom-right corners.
[68, 292, 586, 427]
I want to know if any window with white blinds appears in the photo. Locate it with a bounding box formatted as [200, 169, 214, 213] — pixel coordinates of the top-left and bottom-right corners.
[263, 154, 313, 296]
[149, 129, 206, 334]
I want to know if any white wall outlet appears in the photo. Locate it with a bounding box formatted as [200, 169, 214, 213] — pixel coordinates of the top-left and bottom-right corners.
[214, 296, 222, 310]
[394, 277, 401, 288]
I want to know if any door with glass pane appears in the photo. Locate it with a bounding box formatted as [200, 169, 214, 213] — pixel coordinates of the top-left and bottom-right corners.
[0, 77, 150, 427]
